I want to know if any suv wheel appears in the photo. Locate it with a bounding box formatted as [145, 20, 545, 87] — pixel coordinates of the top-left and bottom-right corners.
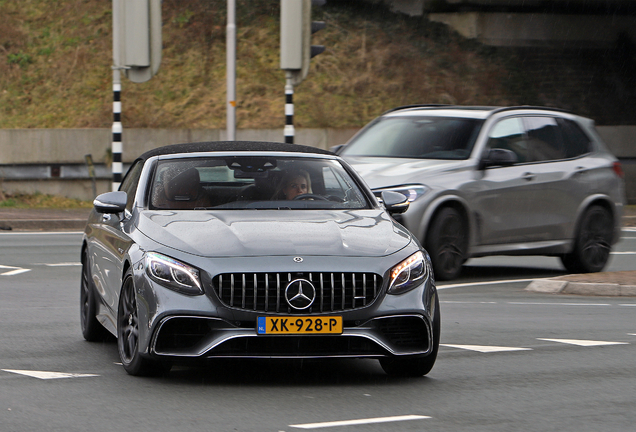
[561, 205, 613, 273]
[426, 207, 467, 281]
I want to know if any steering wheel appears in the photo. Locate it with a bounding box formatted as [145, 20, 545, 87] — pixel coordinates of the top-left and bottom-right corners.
[292, 193, 329, 201]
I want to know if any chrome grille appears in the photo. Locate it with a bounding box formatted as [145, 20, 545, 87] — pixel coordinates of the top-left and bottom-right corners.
[212, 272, 383, 313]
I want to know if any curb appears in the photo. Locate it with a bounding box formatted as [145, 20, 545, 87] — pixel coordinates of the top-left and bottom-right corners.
[525, 279, 636, 297]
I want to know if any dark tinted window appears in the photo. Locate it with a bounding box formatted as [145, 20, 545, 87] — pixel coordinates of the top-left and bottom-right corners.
[557, 118, 592, 158]
[119, 160, 144, 211]
[523, 117, 566, 161]
[341, 116, 483, 160]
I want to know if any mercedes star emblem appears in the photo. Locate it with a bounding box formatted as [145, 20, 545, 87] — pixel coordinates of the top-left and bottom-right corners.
[285, 279, 316, 310]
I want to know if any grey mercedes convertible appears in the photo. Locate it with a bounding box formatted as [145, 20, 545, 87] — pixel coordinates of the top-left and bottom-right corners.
[81, 141, 439, 377]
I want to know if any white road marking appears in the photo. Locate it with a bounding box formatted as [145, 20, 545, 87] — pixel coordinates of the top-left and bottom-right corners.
[620, 304, 636, 307]
[507, 302, 610, 306]
[610, 251, 636, 254]
[42, 262, 81, 267]
[537, 338, 629, 347]
[441, 301, 498, 304]
[441, 344, 532, 353]
[628, 334, 636, 336]
[438, 278, 533, 289]
[289, 415, 431, 429]
[0, 264, 31, 276]
[2, 369, 99, 380]
[0, 231, 83, 236]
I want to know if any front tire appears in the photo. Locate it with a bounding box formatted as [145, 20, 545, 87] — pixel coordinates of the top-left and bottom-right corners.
[380, 295, 440, 377]
[117, 270, 170, 376]
[426, 207, 467, 281]
[561, 205, 613, 273]
[80, 251, 110, 341]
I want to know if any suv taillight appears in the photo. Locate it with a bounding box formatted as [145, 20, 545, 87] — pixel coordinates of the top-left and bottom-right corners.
[612, 161, 624, 179]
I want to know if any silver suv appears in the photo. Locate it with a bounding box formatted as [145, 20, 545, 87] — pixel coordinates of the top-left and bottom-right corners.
[338, 106, 626, 280]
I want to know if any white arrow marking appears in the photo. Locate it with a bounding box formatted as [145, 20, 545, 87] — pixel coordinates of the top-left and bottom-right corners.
[2, 369, 99, 380]
[290, 415, 431, 429]
[537, 338, 629, 347]
[441, 344, 532, 353]
[0, 264, 31, 276]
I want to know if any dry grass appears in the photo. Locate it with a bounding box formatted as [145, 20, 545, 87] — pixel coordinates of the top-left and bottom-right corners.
[0, 0, 515, 130]
[0, 192, 92, 209]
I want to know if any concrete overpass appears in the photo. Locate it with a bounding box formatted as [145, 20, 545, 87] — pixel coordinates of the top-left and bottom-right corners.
[381, 0, 636, 48]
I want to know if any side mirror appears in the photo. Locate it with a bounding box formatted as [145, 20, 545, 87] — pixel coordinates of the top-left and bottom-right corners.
[330, 144, 345, 154]
[381, 191, 409, 215]
[480, 148, 518, 169]
[94, 191, 127, 214]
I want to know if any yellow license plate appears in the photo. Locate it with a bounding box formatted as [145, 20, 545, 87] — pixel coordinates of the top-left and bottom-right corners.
[257, 316, 342, 335]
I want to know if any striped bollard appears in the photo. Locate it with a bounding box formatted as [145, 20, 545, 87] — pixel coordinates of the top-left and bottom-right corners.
[284, 78, 294, 144]
[112, 73, 123, 192]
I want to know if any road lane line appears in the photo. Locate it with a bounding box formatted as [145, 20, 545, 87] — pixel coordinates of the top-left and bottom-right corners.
[0, 265, 31, 276]
[0, 231, 83, 236]
[441, 344, 532, 353]
[508, 302, 610, 306]
[438, 278, 534, 289]
[290, 415, 431, 429]
[2, 369, 99, 379]
[537, 338, 629, 347]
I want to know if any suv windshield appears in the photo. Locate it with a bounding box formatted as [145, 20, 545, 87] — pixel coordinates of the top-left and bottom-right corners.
[342, 116, 484, 160]
[149, 156, 371, 210]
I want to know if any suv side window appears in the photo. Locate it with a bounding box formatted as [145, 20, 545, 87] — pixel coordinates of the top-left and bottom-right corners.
[486, 117, 528, 163]
[557, 118, 592, 158]
[119, 160, 144, 211]
[523, 116, 566, 162]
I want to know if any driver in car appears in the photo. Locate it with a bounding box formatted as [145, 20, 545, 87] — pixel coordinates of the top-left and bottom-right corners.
[272, 169, 312, 200]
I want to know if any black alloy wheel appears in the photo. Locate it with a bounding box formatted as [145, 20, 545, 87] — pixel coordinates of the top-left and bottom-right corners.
[426, 207, 467, 281]
[117, 270, 170, 376]
[80, 251, 110, 341]
[561, 205, 613, 273]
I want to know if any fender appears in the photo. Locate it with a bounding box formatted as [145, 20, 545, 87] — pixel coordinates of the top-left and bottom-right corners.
[416, 194, 475, 254]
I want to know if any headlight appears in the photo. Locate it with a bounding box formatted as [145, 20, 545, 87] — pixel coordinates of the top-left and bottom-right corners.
[388, 251, 429, 295]
[145, 252, 203, 295]
[374, 185, 428, 203]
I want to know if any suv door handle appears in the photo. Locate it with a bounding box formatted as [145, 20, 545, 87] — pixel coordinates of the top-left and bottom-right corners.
[522, 172, 535, 181]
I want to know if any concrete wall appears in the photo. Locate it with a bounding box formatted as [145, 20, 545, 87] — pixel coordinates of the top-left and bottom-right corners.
[0, 127, 634, 203]
[0, 128, 360, 200]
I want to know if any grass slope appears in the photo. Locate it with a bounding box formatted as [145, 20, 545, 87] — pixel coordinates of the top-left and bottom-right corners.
[1, 0, 512, 129]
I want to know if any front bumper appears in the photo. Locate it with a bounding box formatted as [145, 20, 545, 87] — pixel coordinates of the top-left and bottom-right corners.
[150, 313, 433, 359]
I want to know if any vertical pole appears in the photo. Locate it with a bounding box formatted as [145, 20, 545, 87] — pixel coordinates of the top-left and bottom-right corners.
[284, 73, 294, 144]
[112, 68, 123, 192]
[226, 0, 236, 141]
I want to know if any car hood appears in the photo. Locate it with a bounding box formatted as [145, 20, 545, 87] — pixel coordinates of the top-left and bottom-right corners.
[136, 209, 412, 258]
[343, 156, 467, 189]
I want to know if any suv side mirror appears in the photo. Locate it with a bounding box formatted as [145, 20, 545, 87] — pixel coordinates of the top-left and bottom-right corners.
[381, 191, 409, 215]
[94, 191, 127, 214]
[480, 148, 518, 169]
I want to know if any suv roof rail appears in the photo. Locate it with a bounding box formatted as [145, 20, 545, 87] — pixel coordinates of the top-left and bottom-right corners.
[381, 104, 451, 116]
[490, 105, 573, 116]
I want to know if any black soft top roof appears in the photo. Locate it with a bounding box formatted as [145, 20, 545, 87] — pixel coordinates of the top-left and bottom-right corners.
[138, 141, 334, 161]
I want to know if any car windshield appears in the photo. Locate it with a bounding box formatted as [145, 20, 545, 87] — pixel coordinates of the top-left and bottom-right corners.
[148, 156, 371, 210]
[342, 116, 484, 160]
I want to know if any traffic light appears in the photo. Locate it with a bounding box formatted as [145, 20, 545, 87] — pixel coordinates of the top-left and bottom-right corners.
[112, 0, 162, 83]
[280, 0, 326, 86]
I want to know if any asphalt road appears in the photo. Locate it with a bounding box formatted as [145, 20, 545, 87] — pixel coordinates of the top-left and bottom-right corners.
[0, 230, 635, 432]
